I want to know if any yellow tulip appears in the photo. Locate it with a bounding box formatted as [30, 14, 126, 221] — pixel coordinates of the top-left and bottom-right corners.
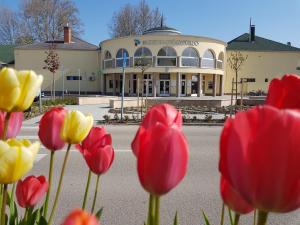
[61, 110, 93, 144]
[0, 68, 43, 112]
[0, 139, 39, 184]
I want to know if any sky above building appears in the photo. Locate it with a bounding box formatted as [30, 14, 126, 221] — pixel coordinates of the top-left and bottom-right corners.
[1, 0, 300, 47]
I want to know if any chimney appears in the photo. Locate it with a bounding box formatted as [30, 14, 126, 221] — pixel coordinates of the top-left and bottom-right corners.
[287, 42, 291, 46]
[250, 25, 255, 42]
[64, 24, 71, 43]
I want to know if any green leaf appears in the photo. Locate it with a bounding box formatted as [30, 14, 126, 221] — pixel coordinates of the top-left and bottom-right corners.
[173, 211, 178, 225]
[201, 210, 211, 225]
[95, 207, 104, 220]
[228, 208, 234, 225]
[38, 216, 47, 225]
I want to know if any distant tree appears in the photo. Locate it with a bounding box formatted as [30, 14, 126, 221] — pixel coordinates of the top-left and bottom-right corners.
[0, 7, 20, 44]
[0, 0, 82, 44]
[43, 43, 60, 99]
[109, 0, 162, 37]
[227, 51, 248, 109]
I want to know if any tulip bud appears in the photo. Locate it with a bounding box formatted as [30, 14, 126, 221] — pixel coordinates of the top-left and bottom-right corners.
[0, 139, 39, 184]
[77, 127, 114, 175]
[39, 107, 66, 150]
[61, 110, 93, 144]
[0, 68, 43, 112]
[61, 209, 100, 225]
[0, 111, 23, 139]
[16, 175, 49, 208]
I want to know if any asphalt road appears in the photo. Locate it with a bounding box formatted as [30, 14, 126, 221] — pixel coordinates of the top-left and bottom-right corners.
[18, 125, 300, 225]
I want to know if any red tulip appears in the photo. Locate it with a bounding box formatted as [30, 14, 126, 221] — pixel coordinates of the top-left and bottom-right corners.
[133, 104, 188, 195]
[16, 175, 49, 208]
[266, 74, 300, 109]
[220, 176, 253, 214]
[61, 209, 100, 225]
[76, 127, 114, 175]
[219, 105, 300, 212]
[0, 111, 23, 139]
[38, 107, 66, 150]
[131, 103, 182, 157]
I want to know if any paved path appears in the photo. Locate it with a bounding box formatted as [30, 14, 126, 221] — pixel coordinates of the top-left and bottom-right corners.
[18, 125, 300, 225]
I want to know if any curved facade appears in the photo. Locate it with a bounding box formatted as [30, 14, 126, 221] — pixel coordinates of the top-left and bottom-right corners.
[100, 27, 226, 97]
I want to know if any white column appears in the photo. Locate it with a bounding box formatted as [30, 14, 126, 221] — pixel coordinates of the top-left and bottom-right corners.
[177, 72, 181, 97]
[213, 74, 217, 97]
[198, 74, 202, 97]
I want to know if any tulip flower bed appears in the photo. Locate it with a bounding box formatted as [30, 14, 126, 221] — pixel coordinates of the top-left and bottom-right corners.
[0, 67, 300, 225]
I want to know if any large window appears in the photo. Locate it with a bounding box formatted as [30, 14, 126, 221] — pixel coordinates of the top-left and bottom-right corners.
[202, 49, 215, 68]
[116, 48, 129, 68]
[181, 47, 200, 67]
[157, 47, 177, 67]
[134, 47, 152, 66]
[103, 51, 114, 69]
[217, 52, 224, 69]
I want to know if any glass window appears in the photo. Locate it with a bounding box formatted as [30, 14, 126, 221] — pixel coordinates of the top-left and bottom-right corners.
[160, 74, 170, 80]
[109, 80, 113, 88]
[134, 47, 152, 57]
[157, 47, 177, 67]
[134, 47, 152, 66]
[217, 52, 224, 69]
[67, 76, 82, 80]
[265, 78, 268, 82]
[208, 81, 213, 89]
[105, 51, 112, 59]
[182, 47, 199, 57]
[182, 47, 199, 67]
[202, 49, 215, 68]
[116, 48, 129, 67]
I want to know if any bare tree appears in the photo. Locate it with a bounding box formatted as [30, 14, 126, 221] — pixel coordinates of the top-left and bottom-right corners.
[109, 0, 162, 38]
[227, 51, 248, 111]
[43, 43, 60, 99]
[0, 7, 20, 44]
[0, 0, 82, 44]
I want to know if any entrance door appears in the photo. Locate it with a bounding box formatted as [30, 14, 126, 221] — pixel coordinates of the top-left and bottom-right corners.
[143, 74, 153, 96]
[181, 74, 186, 96]
[191, 75, 198, 95]
[160, 80, 170, 96]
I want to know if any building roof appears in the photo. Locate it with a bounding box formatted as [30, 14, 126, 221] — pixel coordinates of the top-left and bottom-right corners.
[15, 37, 98, 51]
[227, 33, 300, 52]
[0, 45, 15, 64]
[143, 26, 181, 35]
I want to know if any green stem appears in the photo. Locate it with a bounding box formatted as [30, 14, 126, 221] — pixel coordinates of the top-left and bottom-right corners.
[82, 170, 92, 210]
[220, 203, 225, 225]
[91, 175, 100, 214]
[43, 151, 55, 218]
[154, 196, 160, 225]
[234, 213, 240, 225]
[1, 184, 7, 225]
[47, 144, 71, 225]
[253, 209, 257, 225]
[147, 194, 155, 225]
[24, 208, 29, 222]
[257, 211, 268, 225]
[228, 208, 234, 225]
[2, 112, 11, 140]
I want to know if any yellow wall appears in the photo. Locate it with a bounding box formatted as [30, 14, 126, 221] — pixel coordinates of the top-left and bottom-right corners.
[15, 49, 101, 93]
[225, 51, 300, 94]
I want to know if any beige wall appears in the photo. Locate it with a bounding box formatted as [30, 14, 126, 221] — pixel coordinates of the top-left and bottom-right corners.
[225, 51, 300, 94]
[15, 49, 101, 93]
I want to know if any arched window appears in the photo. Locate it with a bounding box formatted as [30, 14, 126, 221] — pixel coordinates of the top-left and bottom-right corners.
[134, 47, 152, 66]
[202, 49, 215, 68]
[116, 48, 129, 68]
[217, 52, 224, 69]
[157, 47, 177, 67]
[103, 51, 113, 69]
[181, 47, 200, 67]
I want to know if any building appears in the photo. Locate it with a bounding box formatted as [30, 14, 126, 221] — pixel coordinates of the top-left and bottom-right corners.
[15, 26, 100, 95]
[225, 24, 300, 94]
[100, 26, 226, 97]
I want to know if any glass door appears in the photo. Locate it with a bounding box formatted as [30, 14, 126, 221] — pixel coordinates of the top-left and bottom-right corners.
[160, 80, 170, 96]
[181, 74, 186, 96]
[143, 74, 153, 96]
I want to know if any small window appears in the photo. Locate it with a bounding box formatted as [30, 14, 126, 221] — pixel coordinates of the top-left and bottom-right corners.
[109, 80, 113, 89]
[208, 81, 213, 89]
[247, 78, 256, 83]
[160, 74, 170, 80]
[66, 76, 82, 80]
[182, 74, 186, 80]
[115, 80, 118, 89]
[265, 78, 268, 82]
[133, 74, 137, 79]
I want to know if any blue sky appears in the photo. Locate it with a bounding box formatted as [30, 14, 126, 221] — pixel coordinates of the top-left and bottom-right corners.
[1, 0, 300, 47]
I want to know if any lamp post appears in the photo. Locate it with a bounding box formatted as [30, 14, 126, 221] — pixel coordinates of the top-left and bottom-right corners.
[120, 52, 127, 122]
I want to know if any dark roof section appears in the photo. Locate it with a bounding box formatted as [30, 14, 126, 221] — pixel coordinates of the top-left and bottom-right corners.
[0, 45, 15, 64]
[143, 26, 181, 35]
[227, 33, 300, 52]
[15, 37, 98, 51]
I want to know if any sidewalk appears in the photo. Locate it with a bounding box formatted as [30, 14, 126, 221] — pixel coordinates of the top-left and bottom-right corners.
[23, 103, 110, 127]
